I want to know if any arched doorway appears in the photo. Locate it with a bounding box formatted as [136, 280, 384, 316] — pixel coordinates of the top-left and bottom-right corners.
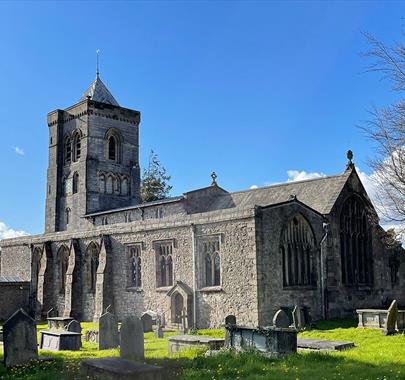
[172, 292, 184, 324]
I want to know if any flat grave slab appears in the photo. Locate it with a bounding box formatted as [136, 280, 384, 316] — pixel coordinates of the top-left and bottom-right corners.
[297, 338, 354, 351]
[40, 330, 81, 351]
[168, 335, 224, 354]
[81, 357, 164, 380]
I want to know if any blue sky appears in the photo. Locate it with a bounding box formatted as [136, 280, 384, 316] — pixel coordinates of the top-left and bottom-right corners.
[0, 1, 404, 236]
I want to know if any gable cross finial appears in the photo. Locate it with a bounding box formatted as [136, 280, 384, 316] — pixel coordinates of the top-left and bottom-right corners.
[96, 49, 100, 78]
[211, 171, 218, 186]
[346, 150, 354, 170]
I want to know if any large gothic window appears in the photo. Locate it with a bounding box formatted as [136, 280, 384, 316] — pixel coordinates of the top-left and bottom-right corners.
[155, 242, 173, 287]
[281, 214, 315, 287]
[340, 196, 373, 286]
[203, 240, 221, 287]
[86, 243, 99, 293]
[128, 245, 142, 288]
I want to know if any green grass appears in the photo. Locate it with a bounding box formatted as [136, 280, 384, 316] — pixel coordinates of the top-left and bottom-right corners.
[1, 320, 405, 379]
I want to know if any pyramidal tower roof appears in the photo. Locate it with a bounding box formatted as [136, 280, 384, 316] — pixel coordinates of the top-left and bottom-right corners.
[80, 74, 119, 106]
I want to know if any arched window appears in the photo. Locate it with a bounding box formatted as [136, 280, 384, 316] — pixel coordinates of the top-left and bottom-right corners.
[281, 214, 315, 287]
[72, 172, 79, 194]
[340, 196, 373, 286]
[156, 242, 174, 287]
[114, 176, 120, 194]
[121, 177, 129, 196]
[86, 243, 99, 293]
[72, 130, 82, 162]
[58, 246, 69, 293]
[65, 208, 71, 225]
[129, 246, 142, 287]
[99, 174, 105, 193]
[105, 129, 122, 163]
[106, 175, 113, 194]
[108, 136, 116, 161]
[64, 136, 72, 164]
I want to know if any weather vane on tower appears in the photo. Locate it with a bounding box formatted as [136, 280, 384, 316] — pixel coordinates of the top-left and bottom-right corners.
[96, 49, 100, 78]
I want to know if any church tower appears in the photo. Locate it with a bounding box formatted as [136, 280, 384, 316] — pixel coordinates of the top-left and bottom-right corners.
[45, 74, 141, 233]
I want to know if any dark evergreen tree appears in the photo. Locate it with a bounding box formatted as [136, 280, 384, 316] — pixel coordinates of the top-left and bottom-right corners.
[141, 150, 172, 202]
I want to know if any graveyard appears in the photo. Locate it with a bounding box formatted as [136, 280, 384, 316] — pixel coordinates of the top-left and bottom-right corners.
[0, 314, 405, 379]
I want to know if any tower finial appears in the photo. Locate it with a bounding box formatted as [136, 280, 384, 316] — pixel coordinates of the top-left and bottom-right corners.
[96, 49, 100, 78]
[346, 150, 354, 170]
[211, 171, 218, 186]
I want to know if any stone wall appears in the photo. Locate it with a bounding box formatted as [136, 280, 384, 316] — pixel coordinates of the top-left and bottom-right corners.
[0, 281, 31, 321]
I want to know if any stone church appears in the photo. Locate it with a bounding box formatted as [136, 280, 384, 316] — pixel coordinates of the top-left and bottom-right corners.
[0, 75, 404, 328]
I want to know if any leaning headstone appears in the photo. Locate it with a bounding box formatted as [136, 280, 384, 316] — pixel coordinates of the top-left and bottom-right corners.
[273, 309, 290, 328]
[155, 325, 164, 339]
[66, 320, 82, 334]
[384, 300, 398, 335]
[3, 309, 38, 367]
[224, 315, 236, 347]
[141, 313, 153, 333]
[99, 311, 119, 350]
[47, 307, 58, 318]
[120, 316, 144, 360]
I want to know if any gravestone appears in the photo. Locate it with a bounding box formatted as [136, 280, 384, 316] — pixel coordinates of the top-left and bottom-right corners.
[120, 316, 144, 360]
[47, 307, 58, 318]
[224, 315, 237, 347]
[273, 309, 290, 328]
[3, 309, 38, 367]
[155, 325, 164, 339]
[384, 300, 398, 335]
[179, 309, 188, 334]
[141, 313, 153, 333]
[67, 320, 82, 334]
[292, 306, 305, 330]
[99, 311, 119, 350]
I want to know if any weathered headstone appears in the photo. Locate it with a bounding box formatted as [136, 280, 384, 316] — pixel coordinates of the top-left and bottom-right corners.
[3, 309, 38, 367]
[155, 325, 164, 339]
[179, 309, 188, 334]
[141, 313, 153, 333]
[292, 306, 305, 330]
[224, 315, 237, 347]
[120, 316, 144, 360]
[99, 311, 119, 350]
[384, 300, 398, 335]
[273, 309, 290, 328]
[66, 319, 82, 334]
[47, 307, 58, 318]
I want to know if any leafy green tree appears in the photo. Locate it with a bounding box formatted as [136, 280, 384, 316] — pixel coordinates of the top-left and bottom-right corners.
[141, 150, 172, 202]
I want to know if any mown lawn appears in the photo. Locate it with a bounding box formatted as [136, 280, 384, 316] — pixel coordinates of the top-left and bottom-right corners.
[0, 319, 405, 379]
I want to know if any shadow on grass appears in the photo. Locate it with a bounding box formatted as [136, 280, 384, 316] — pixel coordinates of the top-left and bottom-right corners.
[312, 318, 358, 330]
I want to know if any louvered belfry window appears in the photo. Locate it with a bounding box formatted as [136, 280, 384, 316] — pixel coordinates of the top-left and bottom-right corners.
[340, 196, 373, 286]
[281, 214, 315, 287]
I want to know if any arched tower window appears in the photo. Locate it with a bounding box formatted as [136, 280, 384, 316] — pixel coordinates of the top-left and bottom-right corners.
[99, 173, 105, 193]
[121, 177, 129, 196]
[86, 242, 99, 293]
[72, 172, 79, 194]
[58, 245, 69, 293]
[340, 195, 373, 286]
[281, 214, 315, 287]
[105, 129, 122, 163]
[106, 175, 113, 194]
[64, 136, 72, 164]
[72, 130, 82, 162]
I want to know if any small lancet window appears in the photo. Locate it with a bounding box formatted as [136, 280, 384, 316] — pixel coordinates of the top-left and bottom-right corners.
[73, 132, 81, 161]
[129, 246, 142, 288]
[108, 136, 116, 161]
[72, 172, 79, 194]
[204, 242, 221, 287]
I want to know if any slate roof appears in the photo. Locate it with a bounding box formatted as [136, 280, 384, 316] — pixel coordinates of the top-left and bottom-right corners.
[208, 171, 352, 215]
[80, 75, 119, 106]
[0, 276, 25, 282]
